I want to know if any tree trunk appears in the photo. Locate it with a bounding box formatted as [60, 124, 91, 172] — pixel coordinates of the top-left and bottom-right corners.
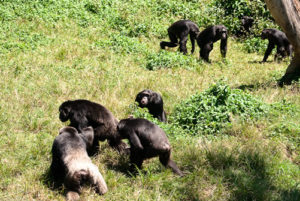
[264, 0, 300, 86]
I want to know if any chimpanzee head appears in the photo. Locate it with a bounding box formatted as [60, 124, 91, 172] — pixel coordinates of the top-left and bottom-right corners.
[59, 126, 77, 135]
[217, 25, 228, 40]
[135, 90, 152, 108]
[116, 119, 129, 139]
[241, 16, 254, 28]
[59, 101, 72, 122]
[261, 29, 270, 39]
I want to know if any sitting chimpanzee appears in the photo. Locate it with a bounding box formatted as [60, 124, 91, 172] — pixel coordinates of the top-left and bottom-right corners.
[241, 16, 254, 35]
[160, 20, 200, 54]
[197, 25, 228, 62]
[59, 99, 128, 155]
[50, 126, 107, 201]
[261, 28, 293, 62]
[135, 89, 167, 123]
[117, 117, 183, 176]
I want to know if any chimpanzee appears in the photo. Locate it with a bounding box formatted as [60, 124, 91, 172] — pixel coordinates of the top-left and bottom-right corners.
[241, 16, 254, 34]
[160, 20, 200, 54]
[135, 89, 167, 123]
[261, 28, 293, 62]
[59, 99, 128, 155]
[197, 25, 228, 62]
[117, 118, 183, 176]
[50, 126, 108, 200]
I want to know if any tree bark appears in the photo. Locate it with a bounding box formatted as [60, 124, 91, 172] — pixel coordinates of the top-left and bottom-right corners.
[264, 0, 300, 86]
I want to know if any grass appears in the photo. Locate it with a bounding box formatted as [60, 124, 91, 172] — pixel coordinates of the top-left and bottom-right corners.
[0, 0, 299, 200]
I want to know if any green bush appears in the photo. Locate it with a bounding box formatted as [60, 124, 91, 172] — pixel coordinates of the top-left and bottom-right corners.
[145, 51, 198, 70]
[172, 82, 269, 135]
[93, 34, 147, 54]
[242, 36, 269, 53]
[209, 0, 274, 35]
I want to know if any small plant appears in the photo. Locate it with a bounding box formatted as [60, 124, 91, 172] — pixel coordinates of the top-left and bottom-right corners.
[145, 51, 198, 70]
[172, 82, 269, 135]
[242, 36, 269, 53]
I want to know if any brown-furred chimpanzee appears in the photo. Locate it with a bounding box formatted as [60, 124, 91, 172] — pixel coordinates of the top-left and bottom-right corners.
[160, 20, 200, 54]
[117, 118, 183, 176]
[261, 28, 293, 63]
[59, 99, 128, 155]
[241, 16, 254, 34]
[50, 126, 107, 201]
[197, 25, 228, 62]
[135, 89, 167, 123]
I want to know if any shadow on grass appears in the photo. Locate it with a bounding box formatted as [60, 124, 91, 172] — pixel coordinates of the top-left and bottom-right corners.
[104, 154, 134, 177]
[205, 148, 300, 201]
[236, 81, 278, 91]
[248, 60, 273, 64]
[40, 168, 64, 192]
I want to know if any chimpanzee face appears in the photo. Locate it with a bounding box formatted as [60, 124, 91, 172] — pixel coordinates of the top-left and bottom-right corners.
[218, 26, 227, 40]
[59, 106, 71, 122]
[137, 92, 151, 107]
[261, 30, 269, 39]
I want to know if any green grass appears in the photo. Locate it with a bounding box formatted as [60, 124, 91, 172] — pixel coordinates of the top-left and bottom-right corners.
[0, 0, 299, 200]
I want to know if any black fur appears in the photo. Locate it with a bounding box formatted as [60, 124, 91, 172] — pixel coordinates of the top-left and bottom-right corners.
[50, 126, 107, 200]
[241, 16, 254, 34]
[135, 89, 167, 123]
[197, 25, 228, 62]
[117, 118, 183, 176]
[261, 28, 293, 62]
[59, 99, 128, 155]
[160, 20, 200, 54]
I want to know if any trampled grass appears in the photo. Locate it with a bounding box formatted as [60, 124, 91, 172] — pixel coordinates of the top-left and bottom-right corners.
[0, 0, 299, 200]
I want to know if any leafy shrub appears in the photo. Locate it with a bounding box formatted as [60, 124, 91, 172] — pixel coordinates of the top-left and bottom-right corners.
[172, 82, 269, 135]
[209, 0, 274, 35]
[145, 51, 198, 70]
[242, 37, 269, 53]
[93, 34, 147, 54]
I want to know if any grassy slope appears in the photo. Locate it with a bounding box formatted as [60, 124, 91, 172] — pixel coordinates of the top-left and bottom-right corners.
[0, 0, 299, 200]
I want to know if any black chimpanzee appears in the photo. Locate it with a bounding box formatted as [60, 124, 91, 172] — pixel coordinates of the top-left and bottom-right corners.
[160, 20, 200, 54]
[241, 16, 254, 34]
[197, 25, 228, 62]
[59, 99, 128, 155]
[117, 118, 183, 176]
[50, 126, 107, 200]
[261, 28, 293, 62]
[135, 89, 167, 123]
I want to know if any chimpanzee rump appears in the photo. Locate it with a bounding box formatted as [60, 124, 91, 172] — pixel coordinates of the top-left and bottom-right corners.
[117, 118, 183, 176]
[160, 20, 200, 54]
[50, 127, 107, 201]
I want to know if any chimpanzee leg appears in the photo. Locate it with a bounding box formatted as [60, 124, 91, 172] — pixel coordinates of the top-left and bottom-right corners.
[200, 42, 213, 62]
[179, 31, 189, 54]
[65, 172, 82, 201]
[160, 31, 178, 49]
[275, 46, 285, 62]
[130, 150, 144, 170]
[190, 35, 196, 54]
[159, 151, 183, 176]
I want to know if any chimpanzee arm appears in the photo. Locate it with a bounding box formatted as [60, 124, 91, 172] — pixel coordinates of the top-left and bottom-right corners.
[128, 131, 144, 150]
[70, 113, 89, 132]
[191, 37, 195, 54]
[79, 127, 94, 148]
[150, 93, 162, 105]
[263, 42, 275, 62]
[220, 37, 227, 58]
